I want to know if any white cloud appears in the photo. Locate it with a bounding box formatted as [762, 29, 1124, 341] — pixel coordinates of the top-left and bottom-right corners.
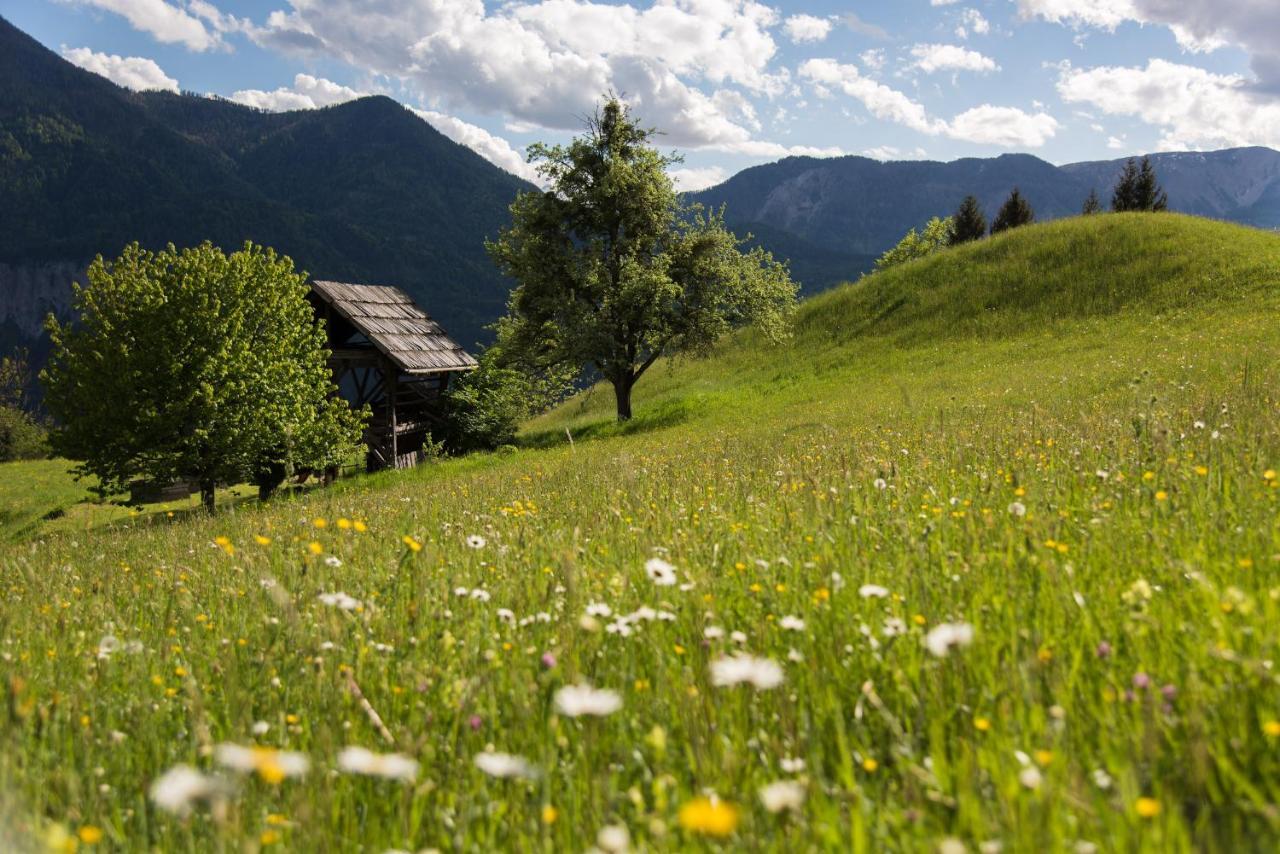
[230, 74, 365, 111]
[956, 9, 991, 38]
[73, 0, 221, 51]
[411, 108, 542, 183]
[60, 46, 179, 92]
[909, 43, 999, 74]
[948, 104, 1059, 146]
[1057, 58, 1280, 149]
[783, 14, 832, 44]
[669, 165, 728, 191]
[1019, 0, 1280, 89]
[247, 0, 815, 157]
[862, 145, 929, 160]
[800, 57, 1058, 147]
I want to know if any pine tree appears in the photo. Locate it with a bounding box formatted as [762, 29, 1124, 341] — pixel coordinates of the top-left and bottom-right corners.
[1082, 188, 1102, 215]
[1134, 157, 1169, 211]
[1110, 158, 1140, 211]
[949, 195, 988, 245]
[990, 188, 1035, 234]
[1111, 156, 1168, 212]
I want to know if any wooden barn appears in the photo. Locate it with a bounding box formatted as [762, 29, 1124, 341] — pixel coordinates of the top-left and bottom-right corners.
[309, 281, 477, 472]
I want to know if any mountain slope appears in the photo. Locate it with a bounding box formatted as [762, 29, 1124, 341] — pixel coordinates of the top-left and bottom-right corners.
[691, 148, 1280, 292]
[0, 14, 533, 354]
[6, 215, 1280, 851]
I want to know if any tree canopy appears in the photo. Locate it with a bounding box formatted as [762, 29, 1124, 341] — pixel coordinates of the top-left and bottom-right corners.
[43, 242, 365, 510]
[1082, 188, 1102, 215]
[950, 196, 987, 245]
[991, 188, 1035, 234]
[1111, 156, 1169, 212]
[875, 217, 955, 270]
[488, 99, 796, 421]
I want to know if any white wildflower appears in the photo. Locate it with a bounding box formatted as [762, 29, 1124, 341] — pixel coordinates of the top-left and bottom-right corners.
[586, 603, 612, 618]
[213, 743, 309, 779]
[251, 721, 270, 736]
[1007, 501, 1026, 518]
[704, 626, 725, 640]
[97, 635, 120, 660]
[780, 757, 805, 773]
[597, 824, 631, 853]
[318, 592, 360, 611]
[470, 589, 491, 602]
[554, 684, 623, 717]
[1019, 766, 1042, 790]
[759, 780, 806, 813]
[466, 535, 487, 549]
[873, 478, 888, 490]
[645, 557, 677, 586]
[473, 751, 537, 780]
[730, 630, 748, 645]
[711, 654, 784, 690]
[779, 615, 806, 632]
[925, 622, 974, 657]
[149, 765, 230, 815]
[858, 584, 889, 599]
[324, 555, 342, 568]
[496, 608, 515, 623]
[336, 746, 419, 782]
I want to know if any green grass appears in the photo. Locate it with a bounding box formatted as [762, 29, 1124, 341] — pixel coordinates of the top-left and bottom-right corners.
[2, 214, 1280, 852]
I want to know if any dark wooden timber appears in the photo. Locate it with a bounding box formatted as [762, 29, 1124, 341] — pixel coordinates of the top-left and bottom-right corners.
[308, 281, 477, 472]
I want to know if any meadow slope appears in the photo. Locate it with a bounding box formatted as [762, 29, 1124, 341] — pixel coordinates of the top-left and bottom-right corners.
[2, 214, 1279, 852]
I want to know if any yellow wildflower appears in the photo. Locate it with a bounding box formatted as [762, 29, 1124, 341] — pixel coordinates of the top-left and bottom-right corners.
[678, 797, 739, 837]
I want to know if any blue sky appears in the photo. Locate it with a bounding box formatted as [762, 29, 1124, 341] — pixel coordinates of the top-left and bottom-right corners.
[3, 1, 1275, 189]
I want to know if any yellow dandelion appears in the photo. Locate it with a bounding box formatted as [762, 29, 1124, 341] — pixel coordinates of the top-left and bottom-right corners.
[402, 535, 422, 552]
[353, 520, 368, 532]
[678, 797, 740, 837]
[862, 757, 878, 772]
[312, 518, 327, 528]
[1155, 490, 1168, 502]
[1262, 720, 1280, 737]
[1135, 797, 1161, 818]
[260, 829, 282, 845]
[541, 805, 559, 825]
[1034, 750, 1054, 767]
[77, 826, 104, 845]
[213, 536, 234, 556]
[974, 717, 991, 732]
[336, 518, 351, 530]
[254, 534, 272, 546]
[307, 542, 323, 556]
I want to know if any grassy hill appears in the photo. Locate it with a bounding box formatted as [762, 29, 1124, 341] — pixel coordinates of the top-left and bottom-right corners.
[2, 214, 1279, 851]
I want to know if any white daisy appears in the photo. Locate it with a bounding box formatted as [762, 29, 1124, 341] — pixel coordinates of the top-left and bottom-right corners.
[466, 534, 487, 549]
[318, 592, 361, 611]
[213, 743, 309, 779]
[597, 824, 631, 853]
[779, 615, 806, 632]
[645, 557, 677, 586]
[554, 684, 623, 717]
[710, 654, 784, 690]
[336, 746, 419, 782]
[473, 751, 538, 779]
[759, 780, 806, 813]
[925, 622, 975, 657]
[586, 602, 613, 617]
[148, 765, 231, 815]
[858, 584, 889, 599]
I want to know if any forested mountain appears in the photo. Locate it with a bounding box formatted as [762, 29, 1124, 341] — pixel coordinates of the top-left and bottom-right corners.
[693, 147, 1280, 291]
[0, 14, 533, 358]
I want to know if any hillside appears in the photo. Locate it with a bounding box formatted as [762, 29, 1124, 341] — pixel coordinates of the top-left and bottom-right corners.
[2, 215, 1278, 850]
[0, 15, 533, 356]
[691, 147, 1280, 291]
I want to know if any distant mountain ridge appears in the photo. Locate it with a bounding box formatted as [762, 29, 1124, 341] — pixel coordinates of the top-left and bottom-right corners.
[693, 147, 1280, 292]
[0, 14, 533, 359]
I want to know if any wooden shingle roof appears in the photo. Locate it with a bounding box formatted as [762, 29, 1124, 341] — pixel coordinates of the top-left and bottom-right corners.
[311, 281, 478, 374]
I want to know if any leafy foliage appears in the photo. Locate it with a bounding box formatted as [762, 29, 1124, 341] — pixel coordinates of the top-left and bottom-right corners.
[991, 187, 1035, 234]
[949, 195, 988, 245]
[42, 242, 365, 509]
[1111, 157, 1169, 213]
[875, 216, 955, 270]
[489, 99, 797, 421]
[0, 348, 46, 461]
[442, 347, 573, 454]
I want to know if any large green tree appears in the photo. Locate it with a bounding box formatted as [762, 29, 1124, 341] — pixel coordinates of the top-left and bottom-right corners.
[1111, 157, 1168, 212]
[991, 188, 1035, 234]
[949, 196, 987, 245]
[488, 99, 796, 421]
[43, 242, 365, 510]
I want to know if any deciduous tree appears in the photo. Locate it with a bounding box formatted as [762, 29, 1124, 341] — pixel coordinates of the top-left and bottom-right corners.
[488, 99, 796, 421]
[43, 242, 365, 510]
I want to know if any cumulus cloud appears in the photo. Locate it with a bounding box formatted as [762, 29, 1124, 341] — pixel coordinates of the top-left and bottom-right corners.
[669, 165, 728, 191]
[1019, 0, 1280, 91]
[73, 0, 222, 51]
[61, 46, 180, 91]
[800, 57, 1058, 147]
[957, 9, 991, 38]
[1057, 58, 1280, 149]
[248, 0, 807, 155]
[411, 108, 542, 183]
[230, 74, 366, 111]
[783, 14, 832, 44]
[862, 145, 929, 161]
[909, 43, 999, 74]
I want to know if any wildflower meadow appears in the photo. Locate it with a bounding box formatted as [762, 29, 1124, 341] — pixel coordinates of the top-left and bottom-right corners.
[2, 215, 1279, 851]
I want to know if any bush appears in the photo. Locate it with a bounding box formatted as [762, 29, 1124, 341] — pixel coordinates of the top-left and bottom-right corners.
[442, 349, 572, 454]
[875, 216, 954, 271]
[0, 405, 47, 461]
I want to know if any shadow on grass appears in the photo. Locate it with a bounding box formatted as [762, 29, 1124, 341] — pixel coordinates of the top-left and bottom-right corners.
[521, 396, 704, 449]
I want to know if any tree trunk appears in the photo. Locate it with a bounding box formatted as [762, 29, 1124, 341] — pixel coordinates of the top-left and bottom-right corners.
[200, 480, 216, 513]
[613, 377, 633, 421]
